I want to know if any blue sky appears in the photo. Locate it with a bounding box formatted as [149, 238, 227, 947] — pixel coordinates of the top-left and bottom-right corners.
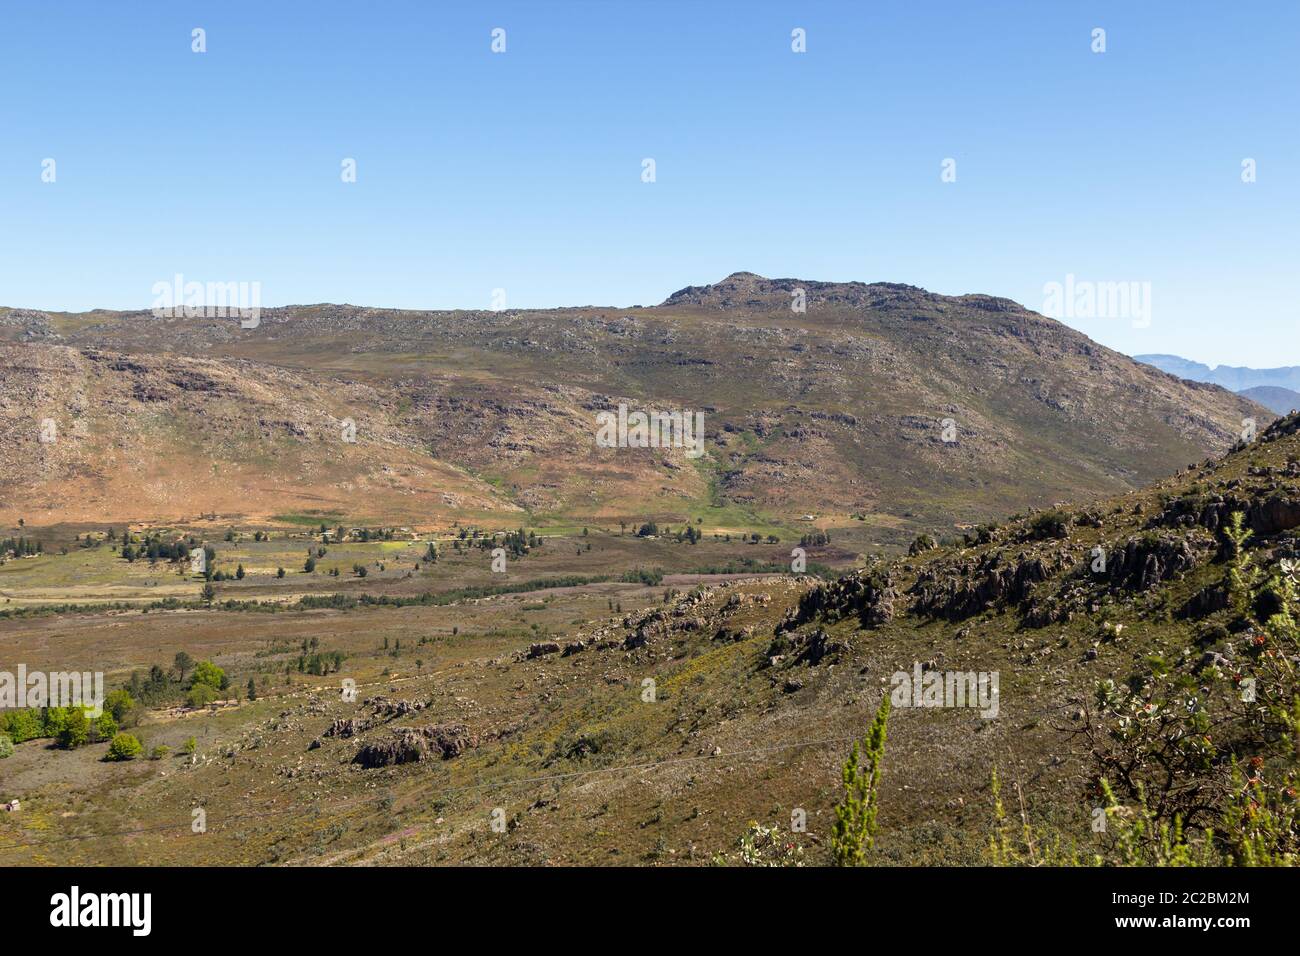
[2, 1, 1296, 366]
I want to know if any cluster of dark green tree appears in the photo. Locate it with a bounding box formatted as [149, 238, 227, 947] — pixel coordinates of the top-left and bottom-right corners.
[0, 536, 42, 557]
[120, 652, 229, 709]
[119, 530, 200, 564]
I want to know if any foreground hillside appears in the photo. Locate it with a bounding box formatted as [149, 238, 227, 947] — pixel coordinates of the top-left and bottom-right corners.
[3, 414, 1297, 866]
[2, 274, 1266, 534]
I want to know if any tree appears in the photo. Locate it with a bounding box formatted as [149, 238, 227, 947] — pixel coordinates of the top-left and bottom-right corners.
[187, 683, 217, 708]
[277, 567, 285, 578]
[201, 582, 215, 602]
[57, 707, 90, 749]
[189, 660, 226, 691]
[106, 732, 143, 761]
[1, 709, 42, 744]
[247, 678, 257, 701]
[833, 695, 890, 866]
[235, 564, 246, 580]
[173, 651, 194, 683]
[305, 556, 317, 573]
[104, 688, 138, 726]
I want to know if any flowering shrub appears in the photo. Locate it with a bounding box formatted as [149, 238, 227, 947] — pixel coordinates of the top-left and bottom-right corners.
[713, 822, 805, 867]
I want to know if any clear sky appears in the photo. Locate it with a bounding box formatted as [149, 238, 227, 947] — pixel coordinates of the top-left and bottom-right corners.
[2, 1, 1296, 367]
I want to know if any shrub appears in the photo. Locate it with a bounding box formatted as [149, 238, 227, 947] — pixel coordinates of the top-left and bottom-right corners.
[1028, 509, 1070, 540]
[186, 683, 217, 708]
[833, 695, 890, 865]
[150, 745, 170, 760]
[712, 822, 805, 867]
[189, 660, 226, 691]
[0, 733, 13, 759]
[0, 708, 43, 744]
[92, 713, 118, 742]
[106, 733, 143, 761]
[103, 688, 138, 726]
[56, 708, 90, 750]
[996, 517, 1300, 867]
[908, 533, 937, 556]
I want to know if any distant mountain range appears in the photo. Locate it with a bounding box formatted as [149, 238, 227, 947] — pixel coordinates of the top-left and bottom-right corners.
[1135, 354, 1300, 414]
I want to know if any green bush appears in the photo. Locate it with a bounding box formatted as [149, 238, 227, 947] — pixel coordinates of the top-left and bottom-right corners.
[56, 708, 89, 750]
[106, 732, 143, 761]
[103, 688, 138, 726]
[908, 533, 937, 556]
[93, 713, 118, 742]
[1028, 509, 1070, 540]
[0, 708, 43, 743]
[833, 695, 890, 865]
[189, 660, 226, 691]
[186, 683, 217, 708]
[0, 733, 13, 759]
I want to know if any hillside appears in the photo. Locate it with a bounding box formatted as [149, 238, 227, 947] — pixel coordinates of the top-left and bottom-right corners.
[3, 412, 1298, 866]
[1, 275, 1268, 535]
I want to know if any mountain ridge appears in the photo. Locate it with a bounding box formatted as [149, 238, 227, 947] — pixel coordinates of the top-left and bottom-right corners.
[1, 276, 1272, 535]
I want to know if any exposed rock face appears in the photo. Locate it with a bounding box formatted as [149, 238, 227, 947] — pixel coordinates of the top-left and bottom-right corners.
[366, 696, 427, 718]
[352, 725, 476, 768]
[324, 717, 368, 739]
[1106, 533, 1200, 591]
[1182, 582, 1231, 618]
[782, 570, 896, 630]
[767, 627, 850, 667]
[526, 641, 561, 659]
[1248, 494, 1300, 535]
[910, 551, 1066, 621]
[1154, 490, 1300, 536]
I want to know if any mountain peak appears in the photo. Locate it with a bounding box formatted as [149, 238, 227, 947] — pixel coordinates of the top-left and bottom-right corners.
[659, 272, 1002, 312]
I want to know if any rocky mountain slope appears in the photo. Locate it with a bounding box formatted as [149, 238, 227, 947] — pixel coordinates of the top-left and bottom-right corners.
[1, 275, 1268, 531]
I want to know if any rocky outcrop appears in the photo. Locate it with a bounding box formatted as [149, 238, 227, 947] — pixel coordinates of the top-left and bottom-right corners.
[1247, 493, 1300, 535]
[910, 551, 1066, 621]
[1106, 533, 1200, 592]
[767, 627, 850, 668]
[1181, 582, 1231, 619]
[781, 570, 895, 631]
[324, 717, 368, 739]
[366, 696, 427, 718]
[352, 724, 476, 768]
